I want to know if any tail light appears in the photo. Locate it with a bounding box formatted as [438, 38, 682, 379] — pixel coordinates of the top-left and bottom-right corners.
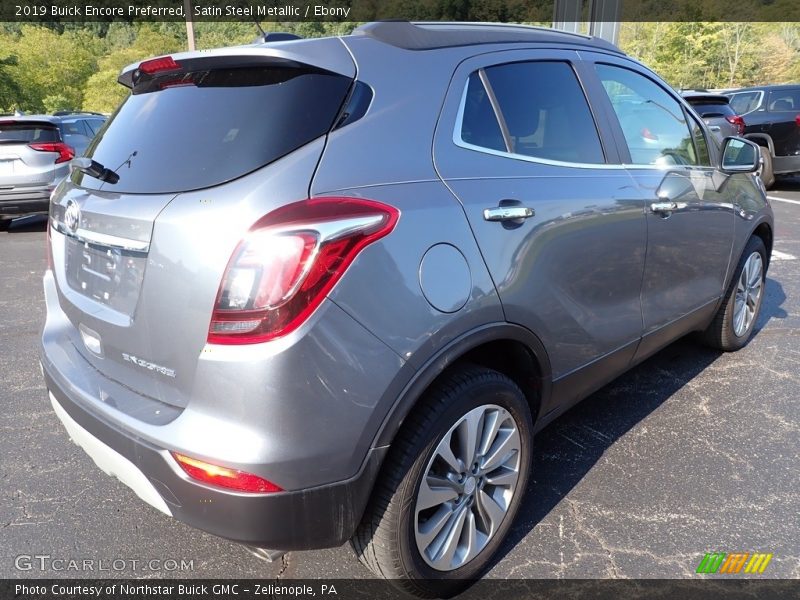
[641, 127, 658, 141]
[795, 114, 800, 127]
[725, 114, 746, 136]
[138, 56, 181, 75]
[208, 197, 399, 345]
[172, 453, 282, 493]
[29, 142, 74, 164]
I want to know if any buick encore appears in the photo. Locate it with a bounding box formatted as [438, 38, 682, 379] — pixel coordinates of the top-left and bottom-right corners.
[41, 21, 773, 597]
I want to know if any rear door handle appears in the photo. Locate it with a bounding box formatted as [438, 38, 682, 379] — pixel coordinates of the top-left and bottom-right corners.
[650, 201, 678, 213]
[483, 206, 535, 222]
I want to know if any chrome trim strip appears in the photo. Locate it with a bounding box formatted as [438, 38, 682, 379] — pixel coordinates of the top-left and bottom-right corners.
[52, 219, 150, 252]
[451, 78, 722, 173]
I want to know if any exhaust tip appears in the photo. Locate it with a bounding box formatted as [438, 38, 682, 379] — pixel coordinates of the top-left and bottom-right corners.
[245, 546, 286, 563]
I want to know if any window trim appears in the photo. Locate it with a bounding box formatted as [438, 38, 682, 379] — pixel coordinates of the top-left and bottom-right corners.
[682, 106, 712, 167]
[476, 69, 514, 153]
[452, 60, 610, 169]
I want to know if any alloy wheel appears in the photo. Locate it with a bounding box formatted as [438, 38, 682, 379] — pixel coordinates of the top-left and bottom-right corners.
[733, 252, 763, 337]
[414, 404, 521, 571]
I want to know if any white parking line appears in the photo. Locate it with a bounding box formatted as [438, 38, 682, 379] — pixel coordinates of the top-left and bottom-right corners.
[772, 250, 797, 261]
[767, 196, 800, 206]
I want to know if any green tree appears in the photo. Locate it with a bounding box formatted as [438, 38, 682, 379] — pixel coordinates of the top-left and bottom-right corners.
[82, 25, 184, 113]
[2, 25, 97, 112]
[0, 55, 21, 111]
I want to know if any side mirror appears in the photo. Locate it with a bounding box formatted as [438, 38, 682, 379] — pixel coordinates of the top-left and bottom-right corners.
[720, 137, 760, 174]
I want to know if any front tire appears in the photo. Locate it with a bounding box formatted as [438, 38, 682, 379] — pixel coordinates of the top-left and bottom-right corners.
[758, 146, 775, 190]
[702, 236, 767, 351]
[352, 365, 533, 598]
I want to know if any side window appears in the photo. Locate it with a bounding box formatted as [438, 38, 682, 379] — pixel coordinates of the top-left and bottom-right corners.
[597, 64, 698, 166]
[87, 118, 106, 135]
[460, 72, 506, 153]
[729, 91, 761, 115]
[768, 89, 800, 112]
[61, 120, 90, 137]
[459, 61, 605, 164]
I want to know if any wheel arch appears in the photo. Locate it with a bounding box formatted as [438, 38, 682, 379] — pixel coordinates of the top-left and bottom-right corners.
[744, 133, 775, 156]
[752, 220, 773, 267]
[373, 322, 552, 449]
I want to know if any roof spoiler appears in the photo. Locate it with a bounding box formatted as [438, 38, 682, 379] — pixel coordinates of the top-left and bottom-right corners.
[117, 39, 356, 89]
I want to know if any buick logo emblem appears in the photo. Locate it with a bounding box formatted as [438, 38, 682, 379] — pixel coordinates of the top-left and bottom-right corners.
[64, 200, 81, 233]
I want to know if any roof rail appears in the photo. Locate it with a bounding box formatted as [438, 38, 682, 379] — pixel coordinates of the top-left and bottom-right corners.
[52, 110, 105, 117]
[352, 21, 623, 54]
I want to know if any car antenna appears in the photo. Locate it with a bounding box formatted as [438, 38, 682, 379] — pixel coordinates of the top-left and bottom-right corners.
[253, 18, 267, 43]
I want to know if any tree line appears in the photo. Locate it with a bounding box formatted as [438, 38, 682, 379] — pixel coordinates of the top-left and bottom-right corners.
[0, 21, 798, 115]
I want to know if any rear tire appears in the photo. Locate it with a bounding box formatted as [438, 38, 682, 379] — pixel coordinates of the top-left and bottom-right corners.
[0, 219, 10, 232]
[758, 146, 775, 190]
[702, 236, 767, 351]
[351, 365, 533, 598]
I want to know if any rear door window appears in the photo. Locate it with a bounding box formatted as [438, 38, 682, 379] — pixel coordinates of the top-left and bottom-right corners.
[729, 91, 762, 115]
[77, 63, 352, 194]
[459, 61, 605, 164]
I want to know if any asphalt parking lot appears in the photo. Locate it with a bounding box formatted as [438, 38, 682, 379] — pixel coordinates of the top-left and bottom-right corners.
[1, 183, 798, 581]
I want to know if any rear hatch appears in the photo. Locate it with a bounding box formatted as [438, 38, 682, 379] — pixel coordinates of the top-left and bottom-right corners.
[48, 41, 355, 422]
[0, 120, 64, 190]
[683, 95, 740, 139]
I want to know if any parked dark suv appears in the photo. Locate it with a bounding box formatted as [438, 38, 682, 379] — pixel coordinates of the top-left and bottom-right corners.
[41, 22, 772, 596]
[0, 112, 106, 229]
[727, 84, 800, 188]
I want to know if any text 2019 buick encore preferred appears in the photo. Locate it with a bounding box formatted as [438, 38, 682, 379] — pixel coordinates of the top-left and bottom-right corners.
[40, 22, 773, 597]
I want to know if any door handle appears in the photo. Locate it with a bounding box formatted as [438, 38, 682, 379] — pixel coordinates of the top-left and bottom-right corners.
[483, 206, 535, 222]
[650, 201, 678, 214]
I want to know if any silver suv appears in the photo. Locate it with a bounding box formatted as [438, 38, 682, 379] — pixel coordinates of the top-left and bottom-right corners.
[0, 113, 106, 229]
[41, 22, 772, 596]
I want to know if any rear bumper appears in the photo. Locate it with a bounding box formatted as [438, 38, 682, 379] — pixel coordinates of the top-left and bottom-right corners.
[43, 367, 386, 550]
[773, 154, 800, 175]
[0, 188, 51, 218]
[39, 260, 401, 550]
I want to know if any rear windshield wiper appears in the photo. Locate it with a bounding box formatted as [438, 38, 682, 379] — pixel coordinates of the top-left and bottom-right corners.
[71, 157, 120, 184]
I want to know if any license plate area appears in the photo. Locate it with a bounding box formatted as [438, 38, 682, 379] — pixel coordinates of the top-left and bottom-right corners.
[64, 236, 146, 316]
[0, 159, 15, 175]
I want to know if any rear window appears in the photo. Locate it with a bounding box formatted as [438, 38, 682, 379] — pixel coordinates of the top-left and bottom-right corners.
[0, 122, 59, 144]
[77, 64, 351, 194]
[686, 99, 736, 118]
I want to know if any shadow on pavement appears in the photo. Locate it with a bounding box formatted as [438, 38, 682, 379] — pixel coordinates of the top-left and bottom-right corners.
[4, 214, 48, 233]
[492, 272, 788, 569]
